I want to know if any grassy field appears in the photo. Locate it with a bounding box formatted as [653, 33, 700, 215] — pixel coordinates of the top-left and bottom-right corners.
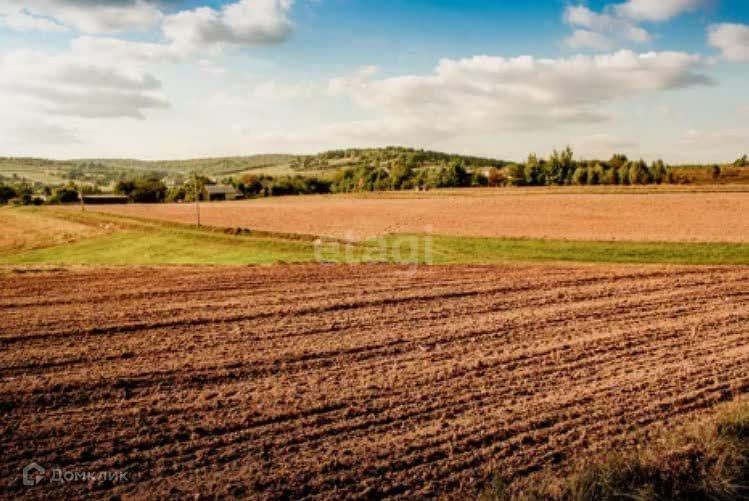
[2, 207, 748, 266]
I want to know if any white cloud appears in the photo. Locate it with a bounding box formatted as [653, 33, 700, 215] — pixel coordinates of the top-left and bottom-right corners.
[64, 0, 296, 67]
[563, 1, 707, 51]
[564, 6, 651, 50]
[163, 0, 294, 50]
[329, 51, 711, 141]
[565, 30, 617, 51]
[1, 0, 295, 51]
[0, 49, 169, 119]
[0, 0, 163, 34]
[0, 10, 68, 32]
[708, 23, 749, 62]
[71, 36, 188, 64]
[615, 0, 706, 22]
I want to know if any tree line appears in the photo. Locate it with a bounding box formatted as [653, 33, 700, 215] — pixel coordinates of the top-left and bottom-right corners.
[1, 150, 748, 205]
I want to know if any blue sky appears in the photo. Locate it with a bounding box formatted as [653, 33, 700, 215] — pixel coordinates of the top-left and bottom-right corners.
[1, 0, 749, 162]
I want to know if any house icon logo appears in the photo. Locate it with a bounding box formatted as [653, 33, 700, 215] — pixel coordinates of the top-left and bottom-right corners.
[23, 462, 45, 486]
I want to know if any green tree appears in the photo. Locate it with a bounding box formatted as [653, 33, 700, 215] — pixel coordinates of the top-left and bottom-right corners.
[588, 163, 604, 185]
[651, 160, 668, 185]
[390, 161, 414, 190]
[616, 163, 629, 185]
[508, 164, 526, 186]
[52, 185, 79, 203]
[524, 154, 545, 186]
[609, 154, 629, 171]
[572, 166, 588, 185]
[115, 176, 167, 203]
[628, 160, 651, 185]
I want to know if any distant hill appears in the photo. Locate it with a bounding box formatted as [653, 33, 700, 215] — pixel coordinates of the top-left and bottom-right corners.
[0, 154, 297, 186]
[0, 148, 508, 186]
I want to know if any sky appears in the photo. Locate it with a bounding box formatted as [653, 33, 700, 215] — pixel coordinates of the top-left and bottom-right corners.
[1, 0, 749, 162]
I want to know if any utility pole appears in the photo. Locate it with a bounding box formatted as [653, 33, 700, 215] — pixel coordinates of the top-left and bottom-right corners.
[194, 172, 201, 227]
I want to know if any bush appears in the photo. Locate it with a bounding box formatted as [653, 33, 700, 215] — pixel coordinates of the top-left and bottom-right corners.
[487, 168, 507, 187]
[239, 174, 264, 196]
[51, 186, 79, 204]
[0, 183, 16, 204]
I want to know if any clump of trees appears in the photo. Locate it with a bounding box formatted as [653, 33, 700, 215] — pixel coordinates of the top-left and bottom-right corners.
[0, 182, 43, 205]
[507, 149, 674, 186]
[329, 160, 485, 193]
[735, 155, 748, 167]
[166, 174, 211, 202]
[49, 185, 79, 204]
[234, 173, 332, 197]
[115, 176, 167, 203]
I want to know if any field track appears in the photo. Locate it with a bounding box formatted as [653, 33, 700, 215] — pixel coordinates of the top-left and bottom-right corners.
[81, 190, 749, 242]
[2, 264, 749, 499]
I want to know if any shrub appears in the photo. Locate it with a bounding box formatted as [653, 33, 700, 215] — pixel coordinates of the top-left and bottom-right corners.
[0, 183, 16, 204]
[487, 168, 508, 187]
[51, 186, 79, 204]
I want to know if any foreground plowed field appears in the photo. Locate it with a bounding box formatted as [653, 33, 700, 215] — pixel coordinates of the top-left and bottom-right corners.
[2, 264, 749, 499]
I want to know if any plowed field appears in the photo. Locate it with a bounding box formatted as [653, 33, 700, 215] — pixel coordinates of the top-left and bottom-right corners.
[82, 191, 749, 242]
[2, 264, 749, 499]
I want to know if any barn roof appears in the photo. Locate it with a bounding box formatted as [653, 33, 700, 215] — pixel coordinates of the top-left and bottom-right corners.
[204, 184, 237, 195]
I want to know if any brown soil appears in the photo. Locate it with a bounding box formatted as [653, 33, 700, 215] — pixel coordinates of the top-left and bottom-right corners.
[1, 264, 748, 499]
[81, 190, 749, 242]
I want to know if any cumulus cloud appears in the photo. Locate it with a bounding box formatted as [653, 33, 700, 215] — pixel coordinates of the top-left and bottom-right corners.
[708, 23, 749, 62]
[615, 0, 706, 22]
[62, 0, 296, 67]
[564, 6, 650, 50]
[0, 50, 169, 119]
[1, 0, 295, 51]
[0, 0, 163, 33]
[563, 1, 707, 51]
[163, 0, 294, 49]
[329, 51, 711, 140]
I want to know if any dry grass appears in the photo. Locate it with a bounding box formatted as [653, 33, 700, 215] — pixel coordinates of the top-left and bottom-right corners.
[486, 400, 749, 500]
[0, 208, 110, 252]
[79, 187, 749, 242]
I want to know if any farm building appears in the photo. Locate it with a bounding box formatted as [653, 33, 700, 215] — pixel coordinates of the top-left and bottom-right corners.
[204, 184, 240, 201]
[82, 195, 129, 205]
